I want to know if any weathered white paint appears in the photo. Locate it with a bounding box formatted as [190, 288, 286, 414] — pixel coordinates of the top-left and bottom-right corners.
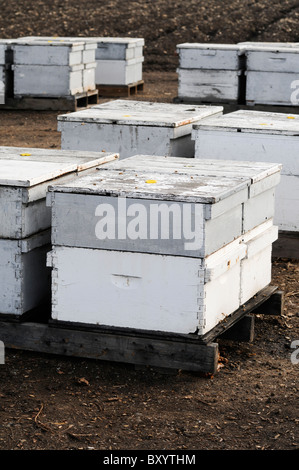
[245, 70, 299, 105]
[0, 230, 51, 315]
[47, 219, 277, 335]
[192, 110, 299, 231]
[18, 36, 144, 61]
[95, 57, 144, 85]
[58, 99, 223, 158]
[240, 222, 278, 304]
[0, 148, 118, 238]
[12, 43, 85, 66]
[0, 43, 7, 65]
[93, 37, 144, 60]
[47, 241, 246, 335]
[13, 64, 84, 97]
[244, 45, 299, 72]
[82, 48, 96, 64]
[47, 155, 281, 256]
[10, 38, 98, 97]
[177, 68, 241, 102]
[176, 43, 245, 70]
[83, 63, 96, 91]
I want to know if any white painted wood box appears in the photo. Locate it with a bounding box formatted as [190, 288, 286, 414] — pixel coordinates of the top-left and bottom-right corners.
[94, 37, 144, 61]
[11, 38, 97, 97]
[0, 230, 51, 315]
[58, 99, 223, 159]
[95, 57, 144, 86]
[242, 44, 299, 105]
[46, 155, 280, 335]
[192, 110, 299, 232]
[92, 37, 144, 86]
[176, 43, 245, 103]
[17, 36, 143, 86]
[47, 155, 281, 257]
[0, 147, 119, 239]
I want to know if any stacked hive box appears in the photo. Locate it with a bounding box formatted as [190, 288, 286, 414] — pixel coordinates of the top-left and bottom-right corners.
[11, 38, 97, 98]
[176, 43, 246, 103]
[58, 99, 223, 159]
[46, 155, 281, 336]
[191, 110, 299, 234]
[18, 36, 144, 87]
[0, 147, 118, 317]
[93, 37, 144, 86]
[240, 42, 299, 106]
[0, 42, 6, 104]
[0, 40, 13, 104]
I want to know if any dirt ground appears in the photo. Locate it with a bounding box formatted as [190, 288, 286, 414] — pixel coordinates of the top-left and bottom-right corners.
[0, 0, 298, 453]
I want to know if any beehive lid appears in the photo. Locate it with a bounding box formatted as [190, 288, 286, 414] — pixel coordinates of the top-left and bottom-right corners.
[192, 110, 299, 135]
[57, 100, 223, 128]
[177, 42, 244, 52]
[238, 41, 299, 48]
[17, 36, 142, 49]
[98, 154, 282, 183]
[0, 148, 118, 187]
[93, 37, 144, 47]
[239, 41, 299, 52]
[17, 36, 98, 48]
[48, 155, 282, 204]
[11, 38, 86, 49]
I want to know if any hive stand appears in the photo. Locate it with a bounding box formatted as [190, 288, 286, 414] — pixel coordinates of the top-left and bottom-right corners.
[0, 89, 99, 111]
[96, 80, 144, 98]
[0, 285, 283, 375]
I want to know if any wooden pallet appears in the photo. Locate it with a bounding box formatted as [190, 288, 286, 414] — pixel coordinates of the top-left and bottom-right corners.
[96, 80, 144, 98]
[0, 89, 99, 111]
[0, 286, 283, 374]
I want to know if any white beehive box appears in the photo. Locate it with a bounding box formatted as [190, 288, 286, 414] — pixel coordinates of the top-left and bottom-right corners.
[58, 99, 223, 158]
[0, 147, 118, 316]
[95, 56, 144, 86]
[0, 147, 118, 239]
[176, 43, 245, 103]
[47, 155, 281, 257]
[94, 37, 144, 61]
[93, 37, 144, 85]
[11, 38, 97, 97]
[192, 110, 298, 232]
[46, 155, 280, 335]
[0, 230, 51, 315]
[242, 44, 299, 105]
[17, 36, 143, 86]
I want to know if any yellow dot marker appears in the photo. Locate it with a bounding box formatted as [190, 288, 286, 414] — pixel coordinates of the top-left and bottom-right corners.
[145, 180, 157, 184]
[20, 153, 31, 156]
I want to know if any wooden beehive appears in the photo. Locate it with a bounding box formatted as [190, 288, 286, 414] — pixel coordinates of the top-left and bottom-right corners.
[93, 37, 144, 85]
[95, 56, 144, 86]
[0, 147, 118, 316]
[241, 43, 299, 106]
[46, 155, 281, 335]
[58, 99, 223, 158]
[176, 43, 245, 103]
[192, 109, 299, 233]
[0, 147, 119, 239]
[11, 38, 97, 97]
[0, 230, 51, 315]
[18, 36, 144, 87]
